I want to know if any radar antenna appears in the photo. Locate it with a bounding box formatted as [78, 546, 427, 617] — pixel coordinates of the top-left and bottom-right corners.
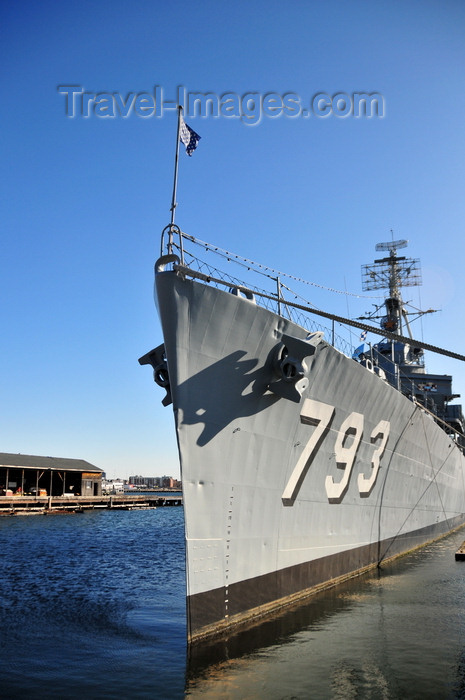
[375, 238, 408, 255]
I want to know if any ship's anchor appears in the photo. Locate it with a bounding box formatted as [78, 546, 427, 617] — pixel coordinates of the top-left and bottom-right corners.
[269, 332, 323, 402]
[138, 344, 172, 406]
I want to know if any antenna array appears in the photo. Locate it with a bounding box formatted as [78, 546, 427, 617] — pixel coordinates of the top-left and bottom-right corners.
[362, 239, 422, 293]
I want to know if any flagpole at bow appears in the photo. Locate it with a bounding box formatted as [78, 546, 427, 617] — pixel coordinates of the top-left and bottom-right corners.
[167, 106, 201, 256]
[168, 106, 183, 253]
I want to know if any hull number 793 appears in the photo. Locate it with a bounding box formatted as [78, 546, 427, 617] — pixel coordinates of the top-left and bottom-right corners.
[282, 398, 390, 505]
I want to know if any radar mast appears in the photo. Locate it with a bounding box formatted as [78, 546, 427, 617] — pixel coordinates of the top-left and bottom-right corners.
[361, 237, 421, 337]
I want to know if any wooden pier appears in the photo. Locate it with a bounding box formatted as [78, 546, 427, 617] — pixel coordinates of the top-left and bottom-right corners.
[0, 493, 182, 515]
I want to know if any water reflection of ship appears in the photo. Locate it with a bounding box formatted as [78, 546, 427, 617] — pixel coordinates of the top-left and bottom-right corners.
[185, 530, 465, 698]
[186, 565, 379, 682]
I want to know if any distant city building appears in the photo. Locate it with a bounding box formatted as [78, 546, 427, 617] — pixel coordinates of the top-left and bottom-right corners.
[128, 475, 181, 489]
[129, 475, 160, 488]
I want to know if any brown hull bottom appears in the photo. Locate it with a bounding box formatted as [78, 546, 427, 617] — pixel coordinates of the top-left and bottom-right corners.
[187, 514, 465, 644]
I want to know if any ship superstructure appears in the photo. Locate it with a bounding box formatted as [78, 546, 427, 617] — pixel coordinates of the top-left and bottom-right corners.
[359, 239, 464, 443]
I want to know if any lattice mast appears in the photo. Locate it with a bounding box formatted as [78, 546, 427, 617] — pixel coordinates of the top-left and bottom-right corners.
[361, 238, 421, 338]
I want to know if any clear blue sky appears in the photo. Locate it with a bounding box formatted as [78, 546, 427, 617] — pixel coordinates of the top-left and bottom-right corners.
[2, 0, 465, 479]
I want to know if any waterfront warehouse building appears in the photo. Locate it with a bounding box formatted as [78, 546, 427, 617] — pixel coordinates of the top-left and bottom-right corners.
[0, 453, 103, 497]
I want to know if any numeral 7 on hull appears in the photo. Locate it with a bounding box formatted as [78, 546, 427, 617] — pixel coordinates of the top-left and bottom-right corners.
[282, 398, 335, 506]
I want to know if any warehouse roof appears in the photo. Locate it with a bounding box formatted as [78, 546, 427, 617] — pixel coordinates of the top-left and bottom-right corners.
[0, 452, 103, 473]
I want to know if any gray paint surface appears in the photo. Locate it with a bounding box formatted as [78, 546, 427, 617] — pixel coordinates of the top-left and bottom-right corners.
[155, 269, 465, 639]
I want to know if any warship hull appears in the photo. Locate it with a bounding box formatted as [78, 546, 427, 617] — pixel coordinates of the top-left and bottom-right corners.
[155, 265, 465, 644]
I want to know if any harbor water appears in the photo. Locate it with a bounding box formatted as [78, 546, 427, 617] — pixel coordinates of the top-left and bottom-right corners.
[1, 507, 465, 699]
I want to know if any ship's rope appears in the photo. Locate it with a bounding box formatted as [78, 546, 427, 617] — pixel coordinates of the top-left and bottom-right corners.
[181, 232, 383, 300]
[378, 403, 458, 563]
[175, 265, 465, 363]
[419, 408, 452, 529]
[412, 397, 465, 442]
[376, 402, 420, 563]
